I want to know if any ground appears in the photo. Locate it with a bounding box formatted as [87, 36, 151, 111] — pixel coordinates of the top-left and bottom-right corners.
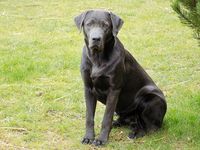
[0, 0, 200, 149]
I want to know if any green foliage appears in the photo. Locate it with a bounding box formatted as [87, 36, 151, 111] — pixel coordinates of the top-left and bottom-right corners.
[172, 0, 200, 42]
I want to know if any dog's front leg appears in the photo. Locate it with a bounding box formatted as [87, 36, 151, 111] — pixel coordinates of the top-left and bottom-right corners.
[82, 87, 97, 144]
[93, 89, 120, 146]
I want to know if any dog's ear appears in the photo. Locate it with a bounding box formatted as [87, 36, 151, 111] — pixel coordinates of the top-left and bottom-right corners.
[110, 12, 124, 36]
[74, 11, 89, 32]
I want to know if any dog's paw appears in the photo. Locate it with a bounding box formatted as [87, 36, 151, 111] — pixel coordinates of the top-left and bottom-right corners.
[93, 139, 106, 146]
[81, 137, 94, 144]
[128, 131, 136, 139]
[128, 130, 145, 139]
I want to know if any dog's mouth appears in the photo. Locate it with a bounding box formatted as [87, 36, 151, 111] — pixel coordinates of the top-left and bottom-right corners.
[89, 45, 102, 52]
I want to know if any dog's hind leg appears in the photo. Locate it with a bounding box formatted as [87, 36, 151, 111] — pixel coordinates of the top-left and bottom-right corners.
[128, 113, 146, 139]
[128, 94, 167, 139]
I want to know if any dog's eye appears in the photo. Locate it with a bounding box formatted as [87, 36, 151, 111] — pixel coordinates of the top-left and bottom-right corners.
[86, 22, 93, 27]
[102, 22, 109, 28]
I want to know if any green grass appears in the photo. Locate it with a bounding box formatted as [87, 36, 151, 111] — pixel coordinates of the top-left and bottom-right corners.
[0, 0, 200, 149]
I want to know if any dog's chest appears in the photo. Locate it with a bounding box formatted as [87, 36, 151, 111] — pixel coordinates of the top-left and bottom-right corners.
[91, 65, 110, 91]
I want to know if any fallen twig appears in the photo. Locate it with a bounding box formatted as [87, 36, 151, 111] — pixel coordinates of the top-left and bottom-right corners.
[53, 95, 68, 101]
[152, 136, 166, 142]
[165, 80, 191, 89]
[0, 127, 28, 132]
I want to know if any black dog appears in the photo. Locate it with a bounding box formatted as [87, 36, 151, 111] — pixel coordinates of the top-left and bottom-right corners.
[74, 10, 167, 146]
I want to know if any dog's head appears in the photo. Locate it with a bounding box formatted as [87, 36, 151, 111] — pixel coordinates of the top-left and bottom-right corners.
[74, 10, 123, 52]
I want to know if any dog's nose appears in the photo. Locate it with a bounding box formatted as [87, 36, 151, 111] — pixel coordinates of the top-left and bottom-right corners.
[92, 37, 101, 42]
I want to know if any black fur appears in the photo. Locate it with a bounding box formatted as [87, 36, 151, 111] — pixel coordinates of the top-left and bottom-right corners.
[74, 10, 167, 146]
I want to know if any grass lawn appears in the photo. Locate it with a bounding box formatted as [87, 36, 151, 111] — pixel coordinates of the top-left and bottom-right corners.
[0, 0, 200, 149]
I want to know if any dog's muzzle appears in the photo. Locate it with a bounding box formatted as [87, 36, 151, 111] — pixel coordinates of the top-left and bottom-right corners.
[89, 28, 104, 52]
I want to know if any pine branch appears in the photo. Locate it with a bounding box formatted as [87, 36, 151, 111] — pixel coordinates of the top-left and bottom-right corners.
[172, 0, 200, 43]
